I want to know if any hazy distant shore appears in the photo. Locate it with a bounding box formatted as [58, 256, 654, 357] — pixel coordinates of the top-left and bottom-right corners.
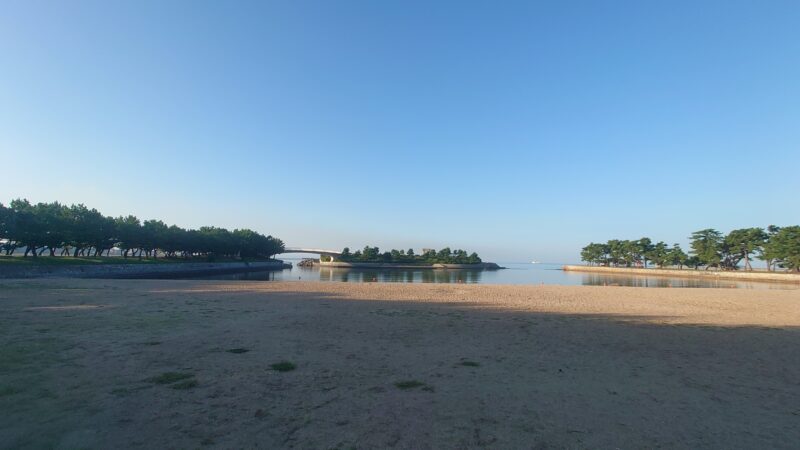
[563, 264, 800, 284]
[2, 279, 798, 448]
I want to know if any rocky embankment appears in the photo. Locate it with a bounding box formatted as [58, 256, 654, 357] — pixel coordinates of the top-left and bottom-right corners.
[562, 264, 800, 283]
[0, 260, 291, 279]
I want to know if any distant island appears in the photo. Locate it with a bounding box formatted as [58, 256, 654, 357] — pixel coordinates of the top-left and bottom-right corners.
[313, 246, 501, 270]
[332, 246, 482, 264]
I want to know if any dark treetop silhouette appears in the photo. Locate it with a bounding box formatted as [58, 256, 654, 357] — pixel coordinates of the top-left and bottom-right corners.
[0, 199, 284, 260]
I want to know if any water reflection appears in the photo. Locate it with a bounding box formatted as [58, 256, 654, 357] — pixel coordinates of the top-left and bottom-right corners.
[579, 273, 791, 289]
[171, 270, 283, 281]
[316, 267, 484, 283]
[168, 261, 799, 290]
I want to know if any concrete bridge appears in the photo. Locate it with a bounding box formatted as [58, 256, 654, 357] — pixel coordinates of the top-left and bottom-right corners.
[281, 247, 343, 262]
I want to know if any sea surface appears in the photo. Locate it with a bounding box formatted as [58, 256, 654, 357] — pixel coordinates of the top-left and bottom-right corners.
[183, 260, 799, 289]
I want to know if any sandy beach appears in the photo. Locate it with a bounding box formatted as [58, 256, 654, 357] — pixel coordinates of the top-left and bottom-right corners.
[1, 279, 799, 449]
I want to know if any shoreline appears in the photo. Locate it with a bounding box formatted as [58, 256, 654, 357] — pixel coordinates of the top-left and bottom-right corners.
[563, 264, 800, 284]
[0, 260, 291, 279]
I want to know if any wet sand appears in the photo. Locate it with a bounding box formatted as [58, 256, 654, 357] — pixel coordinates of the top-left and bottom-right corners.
[1, 279, 799, 448]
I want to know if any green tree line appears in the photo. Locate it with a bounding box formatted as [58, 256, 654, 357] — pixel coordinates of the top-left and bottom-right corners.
[0, 199, 284, 260]
[336, 246, 482, 264]
[581, 226, 800, 272]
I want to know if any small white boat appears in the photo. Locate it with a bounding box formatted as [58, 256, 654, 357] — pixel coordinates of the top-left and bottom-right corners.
[530, 260, 540, 264]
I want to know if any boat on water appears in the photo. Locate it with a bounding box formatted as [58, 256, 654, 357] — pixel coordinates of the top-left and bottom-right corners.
[530, 260, 540, 264]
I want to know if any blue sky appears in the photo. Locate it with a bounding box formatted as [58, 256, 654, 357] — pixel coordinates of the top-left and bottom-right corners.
[2, 0, 799, 263]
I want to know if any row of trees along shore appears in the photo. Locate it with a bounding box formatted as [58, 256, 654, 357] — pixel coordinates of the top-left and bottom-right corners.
[581, 226, 800, 272]
[0, 199, 284, 259]
[332, 246, 482, 264]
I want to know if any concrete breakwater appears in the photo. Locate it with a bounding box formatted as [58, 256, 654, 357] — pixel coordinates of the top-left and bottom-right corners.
[0, 260, 291, 279]
[317, 261, 503, 270]
[562, 265, 800, 284]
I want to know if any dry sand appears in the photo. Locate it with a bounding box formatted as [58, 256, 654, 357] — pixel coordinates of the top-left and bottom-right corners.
[1, 279, 799, 449]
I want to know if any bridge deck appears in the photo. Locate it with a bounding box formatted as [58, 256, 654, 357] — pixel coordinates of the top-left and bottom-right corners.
[282, 248, 342, 256]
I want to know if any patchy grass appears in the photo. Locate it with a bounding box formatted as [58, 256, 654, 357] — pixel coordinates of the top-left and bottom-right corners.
[0, 386, 20, 397]
[171, 379, 198, 390]
[460, 360, 481, 367]
[227, 348, 249, 354]
[394, 380, 427, 390]
[146, 372, 194, 385]
[0, 338, 63, 368]
[270, 361, 296, 372]
[37, 389, 58, 399]
[110, 387, 131, 397]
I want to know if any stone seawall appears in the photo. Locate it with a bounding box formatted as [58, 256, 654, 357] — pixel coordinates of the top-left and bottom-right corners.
[562, 265, 800, 284]
[0, 261, 291, 279]
[318, 262, 503, 270]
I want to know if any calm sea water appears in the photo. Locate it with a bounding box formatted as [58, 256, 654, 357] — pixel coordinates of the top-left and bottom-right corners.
[184, 260, 799, 290]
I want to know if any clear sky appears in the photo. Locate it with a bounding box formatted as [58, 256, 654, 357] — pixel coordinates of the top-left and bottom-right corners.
[2, 0, 799, 263]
